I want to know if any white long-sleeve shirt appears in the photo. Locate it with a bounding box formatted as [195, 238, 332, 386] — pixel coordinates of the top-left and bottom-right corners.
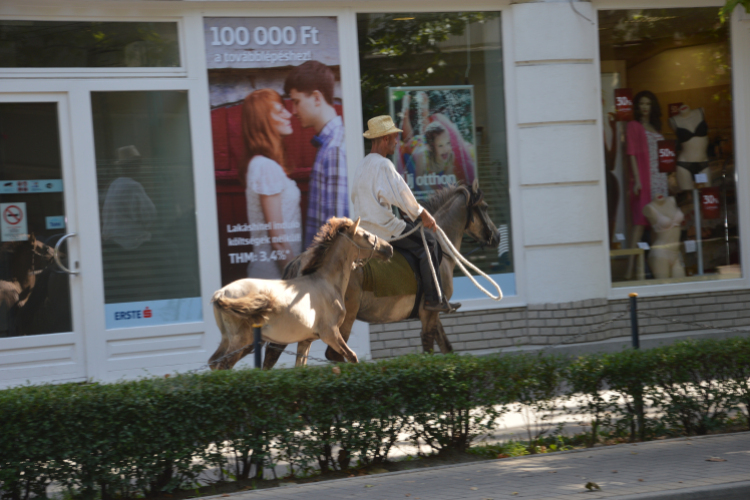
[351, 153, 424, 239]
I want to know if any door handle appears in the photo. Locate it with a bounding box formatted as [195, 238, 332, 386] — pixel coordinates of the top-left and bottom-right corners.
[54, 233, 79, 275]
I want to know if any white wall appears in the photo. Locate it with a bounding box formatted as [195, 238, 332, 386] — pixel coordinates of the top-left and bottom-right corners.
[509, 1, 610, 304]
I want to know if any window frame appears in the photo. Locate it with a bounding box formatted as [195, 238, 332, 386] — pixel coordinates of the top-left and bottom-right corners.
[0, 15, 188, 78]
[351, 2, 525, 311]
[591, 0, 750, 300]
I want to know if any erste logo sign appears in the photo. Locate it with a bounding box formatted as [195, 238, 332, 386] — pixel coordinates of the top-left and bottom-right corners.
[115, 307, 153, 321]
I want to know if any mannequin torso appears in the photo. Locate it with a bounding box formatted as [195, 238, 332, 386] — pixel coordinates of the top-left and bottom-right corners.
[670, 107, 709, 163]
[643, 195, 685, 279]
[669, 105, 710, 190]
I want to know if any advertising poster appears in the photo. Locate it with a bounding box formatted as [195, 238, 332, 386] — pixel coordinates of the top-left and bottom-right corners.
[205, 17, 347, 286]
[388, 86, 477, 202]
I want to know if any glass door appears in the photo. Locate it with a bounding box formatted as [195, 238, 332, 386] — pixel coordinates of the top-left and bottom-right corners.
[91, 91, 201, 329]
[0, 94, 85, 387]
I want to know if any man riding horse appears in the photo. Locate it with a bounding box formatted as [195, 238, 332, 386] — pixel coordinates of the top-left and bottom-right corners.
[353, 115, 460, 313]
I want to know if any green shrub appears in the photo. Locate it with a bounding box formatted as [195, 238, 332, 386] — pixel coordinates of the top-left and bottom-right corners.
[720, 337, 750, 430]
[565, 353, 613, 447]
[600, 348, 657, 441]
[647, 339, 734, 436]
[2, 337, 750, 500]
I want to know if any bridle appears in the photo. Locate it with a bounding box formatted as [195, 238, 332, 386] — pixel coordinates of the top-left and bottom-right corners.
[340, 231, 380, 268]
[462, 187, 498, 253]
[465, 187, 493, 234]
[29, 241, 54, 276]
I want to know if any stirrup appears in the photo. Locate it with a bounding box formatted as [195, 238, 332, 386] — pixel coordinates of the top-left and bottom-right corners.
[446, 300, 462, 313]
[424, 298, 461, 313]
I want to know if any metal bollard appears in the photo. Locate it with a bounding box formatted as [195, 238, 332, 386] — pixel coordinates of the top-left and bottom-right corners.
[629, 293, 640, 349]
[628, 292, 645, 440]
[253, 324, 262, 369]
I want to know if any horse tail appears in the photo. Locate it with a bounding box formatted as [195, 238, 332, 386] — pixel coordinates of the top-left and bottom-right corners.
[211, 290, 279, 326]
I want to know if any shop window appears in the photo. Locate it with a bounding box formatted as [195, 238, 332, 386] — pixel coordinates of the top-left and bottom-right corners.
[599, 8, 740, 285]
[92, 91, 201, 328]
[357, 12, 515, 298]
[0, 21, 179, 68]
[0, 103, 73, 337]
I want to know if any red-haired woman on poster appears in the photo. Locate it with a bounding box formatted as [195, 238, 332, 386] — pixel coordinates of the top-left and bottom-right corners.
[240, 88, 302, 279]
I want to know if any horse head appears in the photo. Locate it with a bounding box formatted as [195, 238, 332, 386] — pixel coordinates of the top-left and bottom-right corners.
[463, 179, 500, 248]
[348, 217, 393, 265]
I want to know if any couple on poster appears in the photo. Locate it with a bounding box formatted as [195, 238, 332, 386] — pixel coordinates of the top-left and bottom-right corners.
[240, 60, 347, 279]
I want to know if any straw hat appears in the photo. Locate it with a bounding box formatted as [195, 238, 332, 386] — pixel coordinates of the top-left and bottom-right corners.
[363, 115, 403, 139]
[115, 145, 142, 164]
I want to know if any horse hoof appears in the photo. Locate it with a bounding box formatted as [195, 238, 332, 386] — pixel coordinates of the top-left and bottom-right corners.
[325, 346, 346, 362]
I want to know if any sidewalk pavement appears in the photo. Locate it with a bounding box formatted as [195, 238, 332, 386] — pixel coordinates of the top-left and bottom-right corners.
[225, 432, 750, 500]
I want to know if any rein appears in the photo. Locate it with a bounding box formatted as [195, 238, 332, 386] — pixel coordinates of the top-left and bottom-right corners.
[388, 186, 503, 303]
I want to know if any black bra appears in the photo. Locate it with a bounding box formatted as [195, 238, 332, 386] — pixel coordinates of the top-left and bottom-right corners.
[675, 109, 708, 143]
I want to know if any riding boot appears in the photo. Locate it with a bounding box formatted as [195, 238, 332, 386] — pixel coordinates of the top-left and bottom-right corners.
[424, 296, 462, 313]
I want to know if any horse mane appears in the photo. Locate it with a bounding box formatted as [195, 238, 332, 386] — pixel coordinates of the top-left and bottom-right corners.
[300, 217, 355, 276]
[421, 184, 470, 215]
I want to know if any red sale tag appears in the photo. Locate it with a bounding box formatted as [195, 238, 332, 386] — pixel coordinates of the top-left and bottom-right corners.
[657, 140, 677, 173]
[668, 102, 683, 118]
[700, 187, 721, 219]
[615, 89, 634, 122]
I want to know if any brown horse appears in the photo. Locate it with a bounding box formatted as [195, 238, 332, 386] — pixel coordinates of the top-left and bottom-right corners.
[263, 181, 500, 368]
[209, 217, 393, 369]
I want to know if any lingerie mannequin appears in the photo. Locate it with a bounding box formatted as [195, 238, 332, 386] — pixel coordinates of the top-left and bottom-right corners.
[669, 104, 710, 191]
[625, 91, 664, 278]
[643, 195, 685, 279]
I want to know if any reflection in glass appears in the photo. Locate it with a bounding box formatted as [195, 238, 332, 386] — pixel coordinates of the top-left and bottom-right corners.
[599, 8, 740, 285]
[357, 12, 513, 283]
[0, 103, 72, 337]
[92, 91, 201, 326]
[0, 21, 179, 68]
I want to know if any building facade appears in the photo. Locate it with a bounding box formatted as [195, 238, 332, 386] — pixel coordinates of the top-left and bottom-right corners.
[0, 0, 748, 387]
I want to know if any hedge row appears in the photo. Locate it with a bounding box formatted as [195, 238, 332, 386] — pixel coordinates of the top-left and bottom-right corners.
[2, 337, 750, 500]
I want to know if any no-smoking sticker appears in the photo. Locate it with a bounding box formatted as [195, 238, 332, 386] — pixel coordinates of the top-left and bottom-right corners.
[0, 202, 27, 242]
[3, 205, 23, 225]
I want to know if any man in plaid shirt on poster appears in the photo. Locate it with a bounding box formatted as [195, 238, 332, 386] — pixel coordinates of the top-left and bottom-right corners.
[284, 61, 348, 249]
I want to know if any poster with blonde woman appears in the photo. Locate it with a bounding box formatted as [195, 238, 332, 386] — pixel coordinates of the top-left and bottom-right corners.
[204, 17, 346, 285]
[389, 87, 477, 201]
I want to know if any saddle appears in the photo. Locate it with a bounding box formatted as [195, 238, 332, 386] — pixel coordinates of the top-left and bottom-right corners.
[362, 245, 443, 320]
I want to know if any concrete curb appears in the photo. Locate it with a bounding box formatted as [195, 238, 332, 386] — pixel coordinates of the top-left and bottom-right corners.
[606, 480, 750, 500]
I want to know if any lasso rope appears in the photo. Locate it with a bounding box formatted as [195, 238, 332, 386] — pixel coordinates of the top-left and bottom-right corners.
[386, 221, 503, 303]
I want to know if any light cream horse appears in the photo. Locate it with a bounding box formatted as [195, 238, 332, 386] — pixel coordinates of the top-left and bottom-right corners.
[209, 217, 393, 369]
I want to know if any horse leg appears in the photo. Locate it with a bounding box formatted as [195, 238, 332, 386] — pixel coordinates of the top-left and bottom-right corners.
[418, 308, 440, 353]
[320, 326, 358, 364]
[210, 307, 255, 370]
[263, 342, 287, 369]
[420, 326, 435, 353]
[295, 340, 313, 367]
[326, 306, 357, 362]
[325, 275, 362, 362]
[435, 319, 454, 354]
[208, 336, 230, 370]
